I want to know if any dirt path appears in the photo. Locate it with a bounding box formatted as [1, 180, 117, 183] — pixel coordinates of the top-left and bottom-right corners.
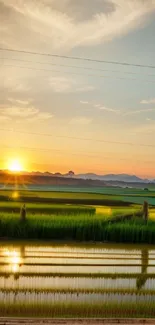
[0, 319, 155, 325]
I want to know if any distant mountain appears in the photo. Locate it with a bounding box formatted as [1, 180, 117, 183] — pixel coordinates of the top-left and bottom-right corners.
[0, 169, 154, 185]
[76, 173, 151, 183]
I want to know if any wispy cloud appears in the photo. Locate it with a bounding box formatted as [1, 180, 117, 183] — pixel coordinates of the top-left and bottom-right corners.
[80, 100, 121, 114]
[99, 106, 120, 113]
[124, 108, 155, 116]
[8, 98, 30, 105]
[81, 101, 120, 114]
[49, 76, 95, 93]
[2, 107, 38, 118]
[2, 76, 31, 93]
[141, 98, 155, 104]
[0, 105, 53, 121]
[69, 117, 92, 125]
[77, 86, 95, 92]
[1, 0, 155, 50]
[80, 101, 89, 105]
[27, 112, 53, 122]
[94, 104, 101, 108]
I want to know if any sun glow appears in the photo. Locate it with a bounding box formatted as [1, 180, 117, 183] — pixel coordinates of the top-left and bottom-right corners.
[7, 158, 23, 172]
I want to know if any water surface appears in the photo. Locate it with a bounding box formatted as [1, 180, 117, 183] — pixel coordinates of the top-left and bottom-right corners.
[0, 241, 154, 313]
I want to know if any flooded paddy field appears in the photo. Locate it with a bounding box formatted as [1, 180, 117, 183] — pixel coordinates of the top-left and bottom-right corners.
[0, 242, 155, 318]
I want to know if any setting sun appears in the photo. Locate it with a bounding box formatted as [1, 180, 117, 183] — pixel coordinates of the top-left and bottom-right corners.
[7, 158, 23, 172]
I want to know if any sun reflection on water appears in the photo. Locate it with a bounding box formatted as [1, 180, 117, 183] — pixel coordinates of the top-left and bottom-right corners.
[12, 191, 19, 199]
[4, 249, 23, 273]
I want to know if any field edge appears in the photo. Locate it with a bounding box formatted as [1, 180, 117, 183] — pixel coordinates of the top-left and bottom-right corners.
[0, 318, 155, 324]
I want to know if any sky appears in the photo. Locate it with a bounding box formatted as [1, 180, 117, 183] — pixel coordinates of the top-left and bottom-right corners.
[1, 0, 155, 177]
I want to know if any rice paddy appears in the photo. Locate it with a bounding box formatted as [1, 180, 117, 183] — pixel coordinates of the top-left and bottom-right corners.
[0, 187, 155, 318]
[1, 210, 155, 243]
[0, 202, 95, 215]
[0, 242, 155, 318]
[1, 186, 155, 205]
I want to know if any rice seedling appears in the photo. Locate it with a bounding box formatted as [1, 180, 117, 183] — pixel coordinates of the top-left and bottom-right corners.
[0, 271, 154, 279]
[0, 202, 96, 216]
[0, 240, 154, 318]
[0, 261, 153, 267]
[1, 287, 155, 296]
[0, 301, 155, 318]
[1, 212, 155, 243]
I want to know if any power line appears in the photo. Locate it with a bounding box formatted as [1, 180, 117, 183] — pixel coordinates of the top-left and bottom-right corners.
[3, 64, 155, 84]
[0, 128, 155, 149]
[0, 47, 155, 70]
[1, 144, 155, 165]
[2, 57, 155, 78]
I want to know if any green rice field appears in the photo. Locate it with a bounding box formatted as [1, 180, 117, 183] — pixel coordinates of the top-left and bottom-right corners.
[1, 186, 155, 205]
[1, 187, 155, 243]
[0, 241, 155, 318]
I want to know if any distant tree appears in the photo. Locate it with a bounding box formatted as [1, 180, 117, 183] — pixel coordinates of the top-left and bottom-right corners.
[55, 173, 62, 176]
[68, 171, 75, 178]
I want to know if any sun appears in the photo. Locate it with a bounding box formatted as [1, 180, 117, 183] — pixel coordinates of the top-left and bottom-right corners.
[7, 158, 23, 172]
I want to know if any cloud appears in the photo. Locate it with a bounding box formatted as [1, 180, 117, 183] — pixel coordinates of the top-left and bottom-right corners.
[124, 108, 155, 116]
[80, 101, 89, 105]
[99, 106, 120, 113]
[0, 105, 53, 121]
[80, 100, 120, 113]
[1, 107, 38, 118]
[141, 98, 155, 104]
[69, 117, 92, 125]
[1, 0, 155, 50]
[2, 76, 31, 93]
[77, 86, 95, 92]
[27, 112, 53, 121]
[8, 98, 30, 105]
[49, 76, 95, 93]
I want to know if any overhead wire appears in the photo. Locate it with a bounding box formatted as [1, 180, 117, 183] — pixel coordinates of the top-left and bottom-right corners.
[2, 64, 155, 84]
[0, 47, 155, 69]
[1, 144, 155, 166]
[0, 128, 155, 148]
[1, 57, 155, 78]
[1, 49, 155, 166]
